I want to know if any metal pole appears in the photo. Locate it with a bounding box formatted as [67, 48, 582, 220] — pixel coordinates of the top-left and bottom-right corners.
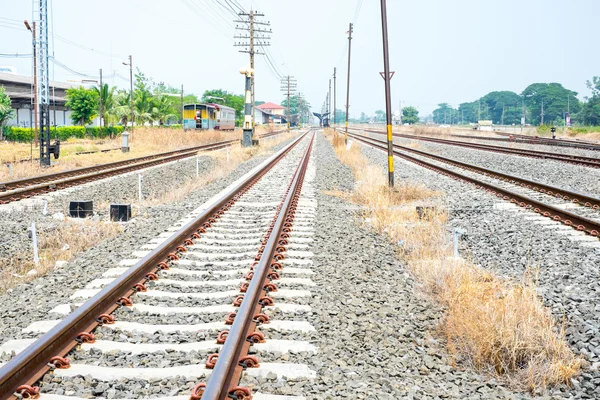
[345, 22, 353, 143]
[380, 0, 394, 187]
[328, 79, 331, 127]
[333, 67, 337, 130]
[181, 84, 184, 124]
[129, 55, 134, 139]
[241, 69, 253, 147]
[250, 10, 255, 128]
[287, 75, 290, 130]
[99, 68, 103, 128]
[32, 22, 38, 149]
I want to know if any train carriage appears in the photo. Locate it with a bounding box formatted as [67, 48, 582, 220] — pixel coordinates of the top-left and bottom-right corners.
[183, 103, 236, 131]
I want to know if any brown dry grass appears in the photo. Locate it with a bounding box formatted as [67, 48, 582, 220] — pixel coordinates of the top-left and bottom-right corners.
[325, 128, 581, 393]
[142, 131, 296, 206]
[0, 128, 240, 181]
[0, 219, 123, 293]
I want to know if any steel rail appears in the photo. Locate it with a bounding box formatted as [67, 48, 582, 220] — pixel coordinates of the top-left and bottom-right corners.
[349, 132, 600, 210]
[350, 128, 600, 168]
[0, 130, 293, 204]
[0, 144, 228, 204]
[491, 131, 600, 150]
[346, 132, 600, 237]
[0, 130, 310, 400]
[1, 130, 291, 192]
[1, 141, 233, 192]
[198, 132, 315, 400]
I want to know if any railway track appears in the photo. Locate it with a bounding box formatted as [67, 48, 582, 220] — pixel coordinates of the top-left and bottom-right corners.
[0, 129, 317, 400]
[349, 128, 600, 168]
[346, 131, 600, 238]
[0, 130, 289, 205]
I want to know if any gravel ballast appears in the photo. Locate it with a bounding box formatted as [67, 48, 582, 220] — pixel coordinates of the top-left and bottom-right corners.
[2, 130, 595, 399]
[358, 135, 600, 399]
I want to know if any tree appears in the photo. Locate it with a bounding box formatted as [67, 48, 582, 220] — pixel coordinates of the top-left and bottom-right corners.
[479, 91, 522, 125]
[151, 95, 177, 126]
[201, 89, 245, 126]
[522, 83, 580, 126]
[133, 69, 155, 125]
[93, 83, 115, 127]
[432, 103, 457, 124]
[401, 106, 419, 125]
[65, 87, 98, 125]
[575, 77, 600, 126]
[0, 86, 14, 137]
[458, 101, 478, 124]
[374, 110, 386, 122]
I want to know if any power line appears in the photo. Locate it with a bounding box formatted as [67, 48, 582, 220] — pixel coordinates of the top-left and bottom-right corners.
[0, 53, 33, 58]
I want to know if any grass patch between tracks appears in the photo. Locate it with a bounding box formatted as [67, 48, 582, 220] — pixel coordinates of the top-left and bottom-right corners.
[0, 219, 123, 293]
[141, 131, 296, 206]
[324, 128, 581, 393]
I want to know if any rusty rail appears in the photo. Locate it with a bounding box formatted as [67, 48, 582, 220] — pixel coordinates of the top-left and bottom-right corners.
[349, 132, 600, 210]
[195, 132, 315, 400]
[0, 130, 309, 400]
[347, 131, 600, 237]
[0, 130, 292, 204]
[350, 128, 600, 168]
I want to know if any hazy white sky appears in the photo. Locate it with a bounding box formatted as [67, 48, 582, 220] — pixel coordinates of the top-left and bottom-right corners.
[1, 0, 599, 117]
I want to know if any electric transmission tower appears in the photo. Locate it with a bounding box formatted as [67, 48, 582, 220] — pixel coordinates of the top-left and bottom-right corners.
[38, 0, 51, 166]
[234, 10, 271, 126]
[280, 76, 297, 129]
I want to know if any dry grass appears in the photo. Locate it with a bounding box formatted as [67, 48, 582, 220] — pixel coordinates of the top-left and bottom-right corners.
[0, 219, 123, 293]
[325, 128, 581, 393]
[0, 128, 240, 181]
[142, 131, 295, 206]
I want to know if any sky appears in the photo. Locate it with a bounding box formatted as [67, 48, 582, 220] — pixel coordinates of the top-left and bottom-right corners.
[1, 0, 599, 118]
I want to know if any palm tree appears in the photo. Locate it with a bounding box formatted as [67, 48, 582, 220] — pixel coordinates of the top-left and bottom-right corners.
[152, 96, 176, 126]
[134, 89, 153, 126]
[112, 90, 134, 128]
[93, 84, 115, 127]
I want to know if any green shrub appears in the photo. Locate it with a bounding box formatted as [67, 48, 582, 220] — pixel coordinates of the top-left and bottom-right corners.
[3, 125, 124, 142]
[536, 124, 551, 134]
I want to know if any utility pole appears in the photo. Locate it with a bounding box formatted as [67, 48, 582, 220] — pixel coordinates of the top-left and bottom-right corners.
[99, 68, 103, 128]
[333, 68, 337, 130]
[541, 99, 545, 125]
[328, 79, 332, 127]
[235, 10, 271, 128]
[501, 103, 505, 126]
[280, 76, 296, 130]
[478, 99, 481, 122]
[521, 96, 525, 133]
[344, 22, 353, 143]
[380, 0, 394, 187]
[180, 84, 184, 124]
[24, 21, 38, 150]
[122, 55, 134, 139]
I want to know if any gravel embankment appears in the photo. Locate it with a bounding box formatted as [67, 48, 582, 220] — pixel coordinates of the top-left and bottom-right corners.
[379, 133, 600, 196]
[0, 136, 298, 345]
[359, 138, 600, 399]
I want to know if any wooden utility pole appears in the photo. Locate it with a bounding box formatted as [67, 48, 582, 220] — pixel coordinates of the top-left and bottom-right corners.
[344, 22, 353, 143]
[280, 76, 296, 130]
[235, 10, 271, 128]
[541, 99, 545, 125]
[333, 67, 337, 130]
[99, 68, 103, 128]
[180, 84, 184, 124]
[328, 79, 331, 127]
